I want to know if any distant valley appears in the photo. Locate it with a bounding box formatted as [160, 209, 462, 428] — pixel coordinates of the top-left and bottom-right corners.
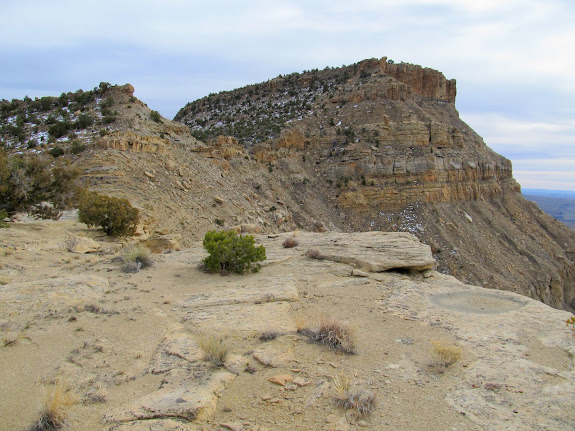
[523, 189, 575, 229]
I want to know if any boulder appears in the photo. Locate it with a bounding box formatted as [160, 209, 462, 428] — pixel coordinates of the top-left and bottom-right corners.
[299, 231, 434, 272]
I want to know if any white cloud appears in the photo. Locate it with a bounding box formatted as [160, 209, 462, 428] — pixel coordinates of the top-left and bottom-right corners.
[515, 170, 575, 190]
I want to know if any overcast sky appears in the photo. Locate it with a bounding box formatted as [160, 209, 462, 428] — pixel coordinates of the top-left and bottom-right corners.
[1, 0, 574, 190]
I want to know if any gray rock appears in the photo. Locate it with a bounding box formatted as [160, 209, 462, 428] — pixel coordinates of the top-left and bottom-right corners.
[297, 231, 434, 272]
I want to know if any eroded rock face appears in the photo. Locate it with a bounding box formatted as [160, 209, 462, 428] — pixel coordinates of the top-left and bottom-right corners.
[98, 132, 169, 154]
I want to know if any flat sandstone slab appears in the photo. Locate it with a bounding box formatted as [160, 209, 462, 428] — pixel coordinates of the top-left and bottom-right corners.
[295, 231, 435, 272]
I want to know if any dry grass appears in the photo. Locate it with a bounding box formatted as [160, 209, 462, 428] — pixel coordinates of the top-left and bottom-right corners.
[64, 234, 79, 252]
[121, 244, 153, 273]
[259, 329, 283, 342]
[198, 333, 229, 367]
[430, 340, 462, 373]
[282, 237, 299, 248]
[298, 315, 356, 354]
[2, 331, 19, 347]
[28, 379, 78, 431]
[332, 374, 376, 416]
[304, 248, 321, 259]
[566, 316, 575, 336]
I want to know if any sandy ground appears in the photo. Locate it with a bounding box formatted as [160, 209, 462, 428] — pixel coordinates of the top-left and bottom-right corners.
[1, 219, 573, 431]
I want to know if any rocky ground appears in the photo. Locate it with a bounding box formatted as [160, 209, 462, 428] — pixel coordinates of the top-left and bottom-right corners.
[1, 218, 574, 431]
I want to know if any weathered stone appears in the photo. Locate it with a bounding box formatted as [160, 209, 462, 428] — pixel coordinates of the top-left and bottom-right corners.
[268, 374, 293, 386]
[104, 370, 235, 423]
[252, 337, 296, 368]
[297, 231, 434, 272]
[142, 234, 182, 253]
[69, 235, 101, 254]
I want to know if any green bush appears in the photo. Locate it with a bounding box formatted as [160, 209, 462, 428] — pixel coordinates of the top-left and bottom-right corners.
[150, 110, 162, 123]
[202, 230, 266, 274]
[48, 121, 71, 139]
[49, 146, 65, 158]
[0, 150, 80, 214]
[78, 191, 139, 236]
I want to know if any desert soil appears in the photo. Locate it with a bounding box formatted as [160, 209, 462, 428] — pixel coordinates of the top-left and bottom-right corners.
[0, 218, 574, 431]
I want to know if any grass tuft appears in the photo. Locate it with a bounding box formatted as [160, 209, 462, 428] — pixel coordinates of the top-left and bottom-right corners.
[259, 329, 283, 342]
[121, 244, 153, 273]
[298, 315, 356, 354]
[282, 237, 299, 248]
[198, 333, 229, 367]
[430, 340, 462, 373]
[304, 248, 321, 259]
[332, 374, 376, 416]
[28, 379, 78, 431]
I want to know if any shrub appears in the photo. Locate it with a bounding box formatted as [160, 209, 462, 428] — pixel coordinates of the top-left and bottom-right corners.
[150, 110, 162, 123]
[282, 237, 298, 248]
[298, 315, 356, 354]
[305, 248, 321, 259]
[202, 230, 266, 274]
[48, 146, 65, 158]
[78, 191, 139, 236]
[0, 151, 80, 215]
[74, 113, 93, 129]
[28, 379, 78, 431]
[70, 141, 86, 154]
[259, 329, 282, 342]
[430, 340, 462, 373]
[121, 244, 153, 273]
[48, 122, 70, 139]
[332, 374, 376, 416]
[198, 333, 228, 367]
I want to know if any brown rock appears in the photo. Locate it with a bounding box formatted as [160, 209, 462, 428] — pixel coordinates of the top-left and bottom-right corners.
[268, 374, 293, 386]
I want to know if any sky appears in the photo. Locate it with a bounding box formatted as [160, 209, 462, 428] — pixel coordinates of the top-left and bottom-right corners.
[1, 0, 574, 190]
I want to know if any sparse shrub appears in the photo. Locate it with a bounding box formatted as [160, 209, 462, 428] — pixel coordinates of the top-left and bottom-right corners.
[48, 122, 70, 139]
[198, 333, 228, 367]
[150, 110, 162, 123]
[102, 115, 116, 124]
[121, 244, 153, 273]
[430, 340, 462, 373]
[0, 151, 80, 215]
[259, 329, 282, 342]
[332, 374, 376, 416]
[48, 146, 65, 158]
[202, 230, 266, 274]
[70, 141, 86, 154]
[74, 113, 93, 129]
[305, 248, 321, 259]
[31, 203, 62, 220]
[298, 315, 356, 354]
[282, 237, 299, 248]
[78, 191, 139, 236]
[28, 379, 78, 431]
